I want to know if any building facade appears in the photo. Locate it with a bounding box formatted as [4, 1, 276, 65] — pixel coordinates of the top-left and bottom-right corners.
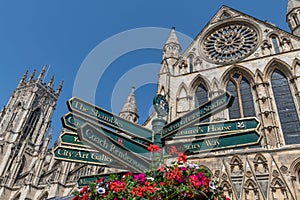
[144, 2, 300, 199]
[1, 1, 300, 199]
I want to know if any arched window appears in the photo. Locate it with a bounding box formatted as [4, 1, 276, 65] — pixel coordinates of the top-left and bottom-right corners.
[226, 73, 255, 119]
[292, 14, 299, 26]
[195, 84, 208, 122]
[298, 169, 300, 183]
[271, 70, 300, 144]
[195, 84, 208, 106]
[271, 36, 280, 54]
[22, 108, 41, 141]
[189, 56, 194, 73]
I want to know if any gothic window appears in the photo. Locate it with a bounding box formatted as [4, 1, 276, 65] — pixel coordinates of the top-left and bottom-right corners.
[22, 108, 41, 141]
[195, 84, 208, 106]
[7, 102, 22, 129]
[189, 56, 194, 73]
[292, 14, 299, 26]
[271, 36, 280, 54]
[271, 70, 300, 144]
[226, 73, 255, 119]
[195, 84, 208, 122]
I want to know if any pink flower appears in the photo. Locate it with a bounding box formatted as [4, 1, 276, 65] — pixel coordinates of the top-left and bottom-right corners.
[134, 173, 147, 184]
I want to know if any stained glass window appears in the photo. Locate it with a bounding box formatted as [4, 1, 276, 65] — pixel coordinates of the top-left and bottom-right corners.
[226, 73, 255, 119]
[271, 70, 300, 144]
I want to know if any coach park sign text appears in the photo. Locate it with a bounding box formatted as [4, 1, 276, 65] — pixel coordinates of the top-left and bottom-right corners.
[53, 91, 261, 182]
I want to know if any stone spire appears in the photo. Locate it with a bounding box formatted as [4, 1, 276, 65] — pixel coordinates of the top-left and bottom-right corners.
[163, 27, 181, 61]
[37, 65, 47, 81]
[18, 70, 28, 87]
[55, 80, 64, 97]
[287, 0, 300, 36]
[166, 26, 180, 45]
[47, 75, 54, 88]
[28, 69, 36, 82]
[119, 86, 139, 124]
[287, 0, 300, 14]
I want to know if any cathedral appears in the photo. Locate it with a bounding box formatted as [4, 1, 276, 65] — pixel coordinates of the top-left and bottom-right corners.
[1, 1, 300, 199]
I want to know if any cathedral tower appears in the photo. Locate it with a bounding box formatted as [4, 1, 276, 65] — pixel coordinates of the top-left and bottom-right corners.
[0, 66, 63, 188]
[287, 0, 300, 36]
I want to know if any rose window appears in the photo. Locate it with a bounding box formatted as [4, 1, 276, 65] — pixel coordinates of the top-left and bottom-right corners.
[202, 23, 258, 63]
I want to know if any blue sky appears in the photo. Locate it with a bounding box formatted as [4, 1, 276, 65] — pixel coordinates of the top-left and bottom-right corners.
[0, 1, 291, 146]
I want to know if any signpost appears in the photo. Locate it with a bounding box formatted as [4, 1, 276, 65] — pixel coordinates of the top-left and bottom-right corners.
[78, 123, 151, 173]
[61, 113, 151, 157]
[67, 97, 153, 142]
[161, 92, 234, 138]
[53, 146, 128, 170]
[166, 117, 259, 140]
[165, 129, 261, 154]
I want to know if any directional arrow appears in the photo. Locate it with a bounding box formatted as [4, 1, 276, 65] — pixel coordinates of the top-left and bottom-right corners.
[67, 97, 153, 142]
[167, 117, 260, 140]
[61, 113, 151, 158]
[78, 123, 151, 173]
[53, 145, 129, 170]
[60, 131, 87, 148]
[165, 130, 261, 154]
[162, 92, 234, 139]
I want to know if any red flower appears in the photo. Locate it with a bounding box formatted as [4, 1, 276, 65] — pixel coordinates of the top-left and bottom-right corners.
[131, 186, 144, 197]
[96, 178, 104, 184]
[123, 172, 133, 177]
[177, 152, 187, 163]
[72, 196, 80, 200]
[147, 144, 161, 152]
[80, 186, 88, 195]
[82, 192, 90, 200]
[169, 146, 178, 155]
[109, 180, 126, 193]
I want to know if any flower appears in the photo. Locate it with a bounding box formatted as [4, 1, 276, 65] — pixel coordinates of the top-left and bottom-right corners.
[109, 180, 126, 193]
[147, 144, 161, 152]
[209, 180, 216, 190]
[79, 186, 88, 195]
[177, 152, 187, 163]
[72, 153, 229, 200]
[82, 192, 90, 200]
[169, 145, 178, 154]
[97, 186, 106, 194]
[133, 173, 146, 184]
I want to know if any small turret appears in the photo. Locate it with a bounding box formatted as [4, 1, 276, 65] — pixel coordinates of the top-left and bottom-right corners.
[47, 75, 54, 88]
[37, 65, 47, 82]
[287, 0, 300, 36]
[55, 80, 63, 97]
[28, 69, 36, 82]
[163, 27, 182, 59]
[119, 87, 139, 124]
[18, 70, 28, 87]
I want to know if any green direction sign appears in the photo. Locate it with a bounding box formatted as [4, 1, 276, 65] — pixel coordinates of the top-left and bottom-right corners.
[78, 123, 151, 173]
[162, 92, 234, 138]
[60, 131, 87, 148]
[165, 130, 261, 154]
[53, 146, 128, 170]
[67, 97, 153, 142]
[61, 113, 151, 157]
[168, 117, 260, 139]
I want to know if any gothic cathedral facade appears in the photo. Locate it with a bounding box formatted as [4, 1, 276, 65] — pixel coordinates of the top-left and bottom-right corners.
[1, 1, 300, 200]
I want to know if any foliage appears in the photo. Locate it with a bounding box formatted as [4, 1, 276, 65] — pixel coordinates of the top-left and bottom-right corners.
[73, 145, 230, 200]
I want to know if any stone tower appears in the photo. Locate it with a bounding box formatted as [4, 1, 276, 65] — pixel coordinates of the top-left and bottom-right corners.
[287, 0, 300, 36]
[119, 86, 139, 124]
[0, 66, 63, 199]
